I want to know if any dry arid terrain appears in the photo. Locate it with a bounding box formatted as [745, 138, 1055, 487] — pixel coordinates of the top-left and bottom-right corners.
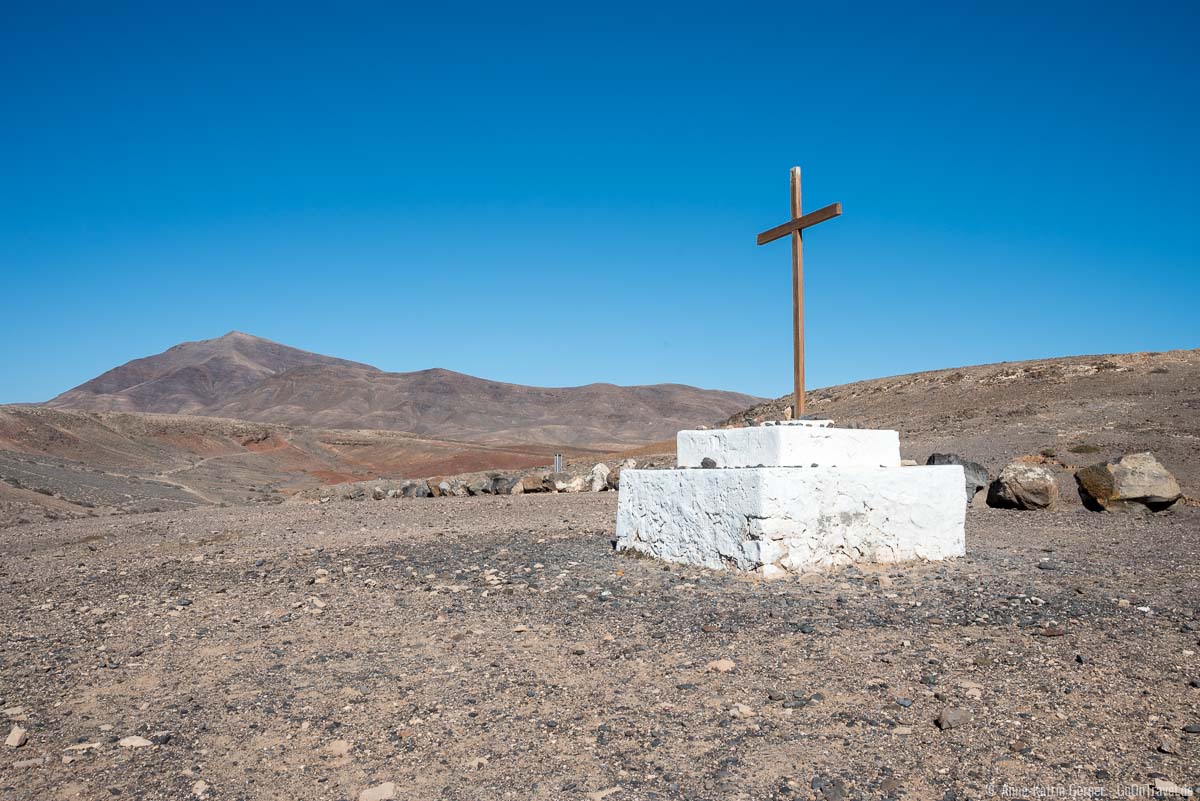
[0, 408, 597, 528]
[1, 348, 1198, 800]
[46, 332, 761, 448]
[726, 348, 1200, 492]
[1, 497, 1197, 801]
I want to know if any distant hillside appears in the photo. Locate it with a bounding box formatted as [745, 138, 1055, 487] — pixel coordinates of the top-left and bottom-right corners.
[47, 331, 376, 414]
[722, 348, 1200, 491]
[46, 332, 762, 449]
[0, 406, 584, 527]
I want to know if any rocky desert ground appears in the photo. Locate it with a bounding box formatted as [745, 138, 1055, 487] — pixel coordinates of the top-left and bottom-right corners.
[1, 495, 1198, 801]
[1, 348, 1198, 800]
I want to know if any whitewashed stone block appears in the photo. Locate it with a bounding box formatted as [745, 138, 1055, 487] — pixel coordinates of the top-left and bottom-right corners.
[616, 465, 965, 574]
[677, 424, 900, 469]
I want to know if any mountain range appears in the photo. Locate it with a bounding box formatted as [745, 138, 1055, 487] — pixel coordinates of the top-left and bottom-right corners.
[44, 332, 761, 449]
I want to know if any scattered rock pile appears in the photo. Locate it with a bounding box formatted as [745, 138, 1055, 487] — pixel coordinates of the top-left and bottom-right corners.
[292, 458, 650, 505]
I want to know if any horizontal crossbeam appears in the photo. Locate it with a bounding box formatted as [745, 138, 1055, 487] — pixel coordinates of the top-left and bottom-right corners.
[755, 202, 842, 246]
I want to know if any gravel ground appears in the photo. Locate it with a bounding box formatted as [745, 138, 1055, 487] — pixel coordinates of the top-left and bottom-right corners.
[1, 495, 1198, 800]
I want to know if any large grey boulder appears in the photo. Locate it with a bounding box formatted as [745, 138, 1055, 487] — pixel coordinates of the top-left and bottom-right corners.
[1075, 453, 1182, 512]
[490, 475, 522, 495]
[926, 453, 989, 501]
[519, 473, 549, 493]
[987, 462, 1058, 510]
[547, 471, 588, 492]
[466, 477, 492, 496]
[400, 480, 431, 498]
[607, 467, 622, 491]
[588, 463, 611, 492]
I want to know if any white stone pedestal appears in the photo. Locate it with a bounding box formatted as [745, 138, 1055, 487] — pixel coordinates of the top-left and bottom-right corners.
[616, 422, 966, 575]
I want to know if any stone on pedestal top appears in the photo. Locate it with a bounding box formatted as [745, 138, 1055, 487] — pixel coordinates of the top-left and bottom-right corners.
[677, 421, 900, 469]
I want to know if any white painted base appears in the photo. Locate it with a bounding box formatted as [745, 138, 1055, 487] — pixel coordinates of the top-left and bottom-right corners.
[677, 425, 900, 469]
[616, 466, 966, 574]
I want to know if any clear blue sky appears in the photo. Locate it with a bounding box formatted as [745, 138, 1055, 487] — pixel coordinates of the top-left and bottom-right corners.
[2, 2, 1197, 403]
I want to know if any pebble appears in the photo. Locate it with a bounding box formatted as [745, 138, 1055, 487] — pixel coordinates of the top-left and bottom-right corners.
[1183, 724, 1200, 734]
[729, 703, 755, 719]
[5, 725, 28, 748]
[1036, 626, 1067, 637]
[935, 708, 971, 730]
[706, 659, 736, 673]
[326, 739, 352, 756]
[895, 698, 913, 708]
[1157, 737, 1180, 754]
[118, 736, 154, 748]
[358, 782, 397, 801]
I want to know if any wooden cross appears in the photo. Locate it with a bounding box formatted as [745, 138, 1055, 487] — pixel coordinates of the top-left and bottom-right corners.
[756, 166, 842, 418]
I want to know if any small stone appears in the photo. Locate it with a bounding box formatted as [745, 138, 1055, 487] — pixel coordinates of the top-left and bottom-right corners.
[192, 780, 210, 797]
[767, 690, 786, 701]
[5, 725, 27, 748]
[118, 736, 154, 748]
[358, 782, 397, 801]
[729, 703, 755, 719]
[1036, 626, 1067, 637]
[326, 739, 352, 756]
[1189, 679, 1200, 689]
[700, 457, 717, 469]
[706, 658, 736, 673]
[701, 623, 721, 633]
[935, 708, 971, 730]
[895, 698, 913, 708]
[12, 756, 47, 768]
[1183, 723, 1200, 734]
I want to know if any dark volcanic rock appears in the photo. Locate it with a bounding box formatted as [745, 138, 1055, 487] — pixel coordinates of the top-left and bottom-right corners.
[927, 453, 989, 501]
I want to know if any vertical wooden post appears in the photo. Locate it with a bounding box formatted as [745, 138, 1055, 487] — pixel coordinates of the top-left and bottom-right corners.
[790, 166, 805, 418]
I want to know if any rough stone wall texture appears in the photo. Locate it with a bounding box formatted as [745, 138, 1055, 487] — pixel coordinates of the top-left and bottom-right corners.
[676, 426, 901, 470]
[616, 465, 965, 574]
